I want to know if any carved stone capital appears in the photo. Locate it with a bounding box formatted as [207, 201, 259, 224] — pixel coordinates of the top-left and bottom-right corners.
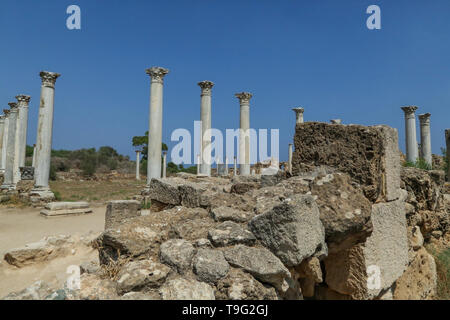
[235, 92, 253, 105]
[3, 109, 10, 116]
[8, 102, 18, 111]
[418, 113, 431, 126]
[292, 107, 304, 114]
[146, 67, 169, 84]
[198, 81, 214, 96]
[16, 94, 31, 107]
[401, 106, 418, 115]
[40, 71, 61, 88]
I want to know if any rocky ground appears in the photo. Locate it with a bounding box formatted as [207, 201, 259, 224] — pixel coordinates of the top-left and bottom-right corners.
[0, 122, 449, 300]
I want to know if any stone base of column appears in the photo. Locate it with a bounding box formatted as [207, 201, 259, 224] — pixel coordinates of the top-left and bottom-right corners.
[30, 187, 55, 205]
[1, 183, 16, 191]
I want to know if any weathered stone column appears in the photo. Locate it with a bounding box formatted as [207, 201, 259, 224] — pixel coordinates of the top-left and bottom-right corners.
[225, 157, 229, 175]
[401, 106, 419, 163]
[288, 143, 293, 174]
[135, 150, 141, 180]
[145, 67, 169, 183]
[0, 114, 5, 173]
[162, 152, 167, 179]
[292, 107, 304, 125]
[446, 129, 450, 181]
[32, 71, 60, 199]
[1, 104, 18, 190]
[236, 92, 252, 176]
[31, 144, 37, 168]
[197, 154, 201, 175]
[1, 110, 10, 172]
[15, 95, 30, 168]
[418, 113, 432, 167]
[233, 156, 237, 176]
[198, 81, 214, 176]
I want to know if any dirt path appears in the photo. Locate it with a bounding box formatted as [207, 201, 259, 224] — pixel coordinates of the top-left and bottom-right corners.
[0, 205, 106, 298]
[0, 205, 106, 256]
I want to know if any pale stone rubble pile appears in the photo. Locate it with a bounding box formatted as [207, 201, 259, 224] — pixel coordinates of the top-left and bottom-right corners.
[2, 122, 449, 300]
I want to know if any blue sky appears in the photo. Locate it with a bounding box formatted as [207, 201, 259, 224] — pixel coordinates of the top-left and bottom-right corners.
[1, 0, 449, 162]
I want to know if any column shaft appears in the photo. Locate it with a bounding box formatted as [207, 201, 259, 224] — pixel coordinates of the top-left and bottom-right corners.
[16, 95, 30, 168]
[445, 129, 450, 182]
[146, 67, 169, 183]
[401, 106, 419, 163]
[34, 71, 60, 191]
[288, 144, 293, 174]
[1, 107, 18, 189]
[0, 116, 5, 172]
[236, 92, 252, 176]
[293, 107, 305, 125]
[1, 112, 9, 171]
[32, 144, 37, 168]
[162, 152, 167, 178]
[198, 81, 214, 176]
[136, 151, 141, 180]
[419, 113, 432, 166]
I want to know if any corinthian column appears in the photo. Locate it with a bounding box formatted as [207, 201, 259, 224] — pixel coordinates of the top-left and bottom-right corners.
[401, 106, 419, 163]
[418, 113, 432, 166]
[145, 67, 169, 183]
[32, 71, 60, 199]
[15, 95, 31, 168]
[1, 104, 18, 190]
[135, 150, 141, 180]
[198, 81, 214, 176]
[236, 92, 252, 176]
[292, 107, 304, 125]
[1, 110, 10, 172]
[445, 129, 450, 182]
[0, 114, 5, 173]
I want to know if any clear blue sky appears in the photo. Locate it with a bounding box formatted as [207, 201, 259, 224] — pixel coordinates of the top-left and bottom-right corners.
[1, 0, 449, 162]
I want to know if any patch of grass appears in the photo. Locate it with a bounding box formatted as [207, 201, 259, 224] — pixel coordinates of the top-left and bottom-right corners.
[53, 191, 62, 201]
[403, 158, 432, 171]
[427, 245, 450, 300]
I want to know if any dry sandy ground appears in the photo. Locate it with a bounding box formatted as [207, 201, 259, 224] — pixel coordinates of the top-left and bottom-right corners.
[0, 205, 106, 298]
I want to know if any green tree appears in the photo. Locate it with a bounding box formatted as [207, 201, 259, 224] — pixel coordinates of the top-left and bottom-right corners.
[132, 131, 168, 160]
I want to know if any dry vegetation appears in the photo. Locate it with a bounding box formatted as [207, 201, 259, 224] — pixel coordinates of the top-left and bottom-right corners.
[49, 178, 145, 203]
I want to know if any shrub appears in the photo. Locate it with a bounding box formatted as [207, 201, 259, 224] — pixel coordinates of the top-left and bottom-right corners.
[403, 158, 432, 171]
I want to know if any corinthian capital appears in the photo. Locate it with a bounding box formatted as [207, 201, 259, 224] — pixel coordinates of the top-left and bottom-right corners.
[292, 107, 304, 114]
[235, 92, 253, 105]
[8, 102, 18, 112]
[16, 94, 31, 107]
[401, 106, 418, 115]
[3, 109, 10, 116]
[418, 113, 431, 125]
[40, 71, 61, 88]
[146, 67, 169, 84]
[198, 81, 214, 96]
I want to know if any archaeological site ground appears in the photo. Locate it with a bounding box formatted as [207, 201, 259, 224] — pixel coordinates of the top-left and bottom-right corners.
[0, 1, 449, 311]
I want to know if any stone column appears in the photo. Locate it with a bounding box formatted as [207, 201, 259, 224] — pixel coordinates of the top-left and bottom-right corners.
[1, 110, 10, 172]
[13, 95, 31, 183]
[0, 115, 5, 173]
[288, 143, 293, 174]
[135, 150, 141, 180]
[225, 157, 229, 175]
[418, 113, 432, 166]
[31, 144, 37, 168]
[198, 81, 214, 176]
[233, 156, 237, 176]
[445, 129, 450, 181]
[32, 71, 60, 198]
[15, 95, 30, 168]
[292, 107, 305, 125]
[401, 106, 419, 163]
[1, 104, 18, 190]
[145, 67, 169, 183]
[162, 152, 167, 178]
[197, 154, 201, 175]
[236, 92, 252, 176]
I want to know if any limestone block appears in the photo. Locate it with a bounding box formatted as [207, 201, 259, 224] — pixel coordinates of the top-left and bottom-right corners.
[105, 200, 141, 229]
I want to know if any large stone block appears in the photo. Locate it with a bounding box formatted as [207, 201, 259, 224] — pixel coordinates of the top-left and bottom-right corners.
[324, 199, 408, 299]
[105, 200, 141, 229]
[249, 194, 327, 267]
[292, 122, 401, 202]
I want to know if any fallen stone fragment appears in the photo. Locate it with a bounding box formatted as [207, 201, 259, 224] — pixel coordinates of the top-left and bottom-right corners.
[249, 194, 326, 267]
[116, 259, 171, 294]
[160, 278, 215, 300]
[120, 291, 161, 300]
[223, 245, 291, 292]
[40, 201, 92, 217]
[208, 221, 256, 247]
[159, 239, 196, 274]
[193, 249, 230, 283]
[210, 206, 254, 223]
[105, 200, 141, 229]
[215, 268, 279, 300]
[2, 281, 52, 300]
